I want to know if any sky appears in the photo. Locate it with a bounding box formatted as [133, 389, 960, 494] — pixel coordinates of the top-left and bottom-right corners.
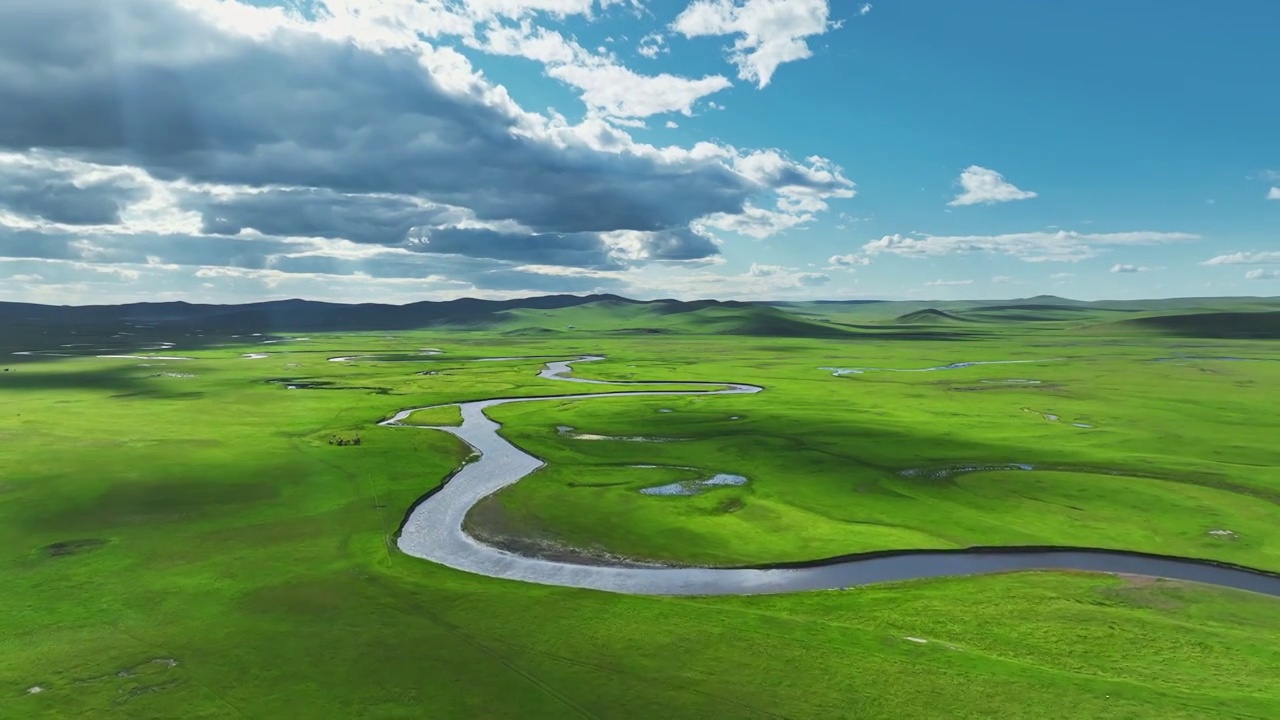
[0, 0, 1277, 305]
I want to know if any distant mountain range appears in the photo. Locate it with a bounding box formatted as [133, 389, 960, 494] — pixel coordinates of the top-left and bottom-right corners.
[2, 293, 1278, 339]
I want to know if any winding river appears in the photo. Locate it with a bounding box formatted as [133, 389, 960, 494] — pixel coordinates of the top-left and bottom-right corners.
[381, 356, 1280, 597]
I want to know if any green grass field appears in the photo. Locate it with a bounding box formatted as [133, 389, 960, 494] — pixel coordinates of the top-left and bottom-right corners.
[2, 298, 1280, 718]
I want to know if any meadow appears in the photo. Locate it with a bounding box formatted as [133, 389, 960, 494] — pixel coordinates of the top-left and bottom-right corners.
[2, 297, 1280, 718]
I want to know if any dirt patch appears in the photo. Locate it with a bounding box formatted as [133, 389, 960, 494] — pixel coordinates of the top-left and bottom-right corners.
[42, 538, 108, 558]
[555, 425, 683, 443]
[1100, 575, 1191, 612]
[716, 497, 746, 514]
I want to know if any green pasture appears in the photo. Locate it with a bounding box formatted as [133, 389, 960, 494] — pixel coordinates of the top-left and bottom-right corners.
[2, 304, 1280, 718]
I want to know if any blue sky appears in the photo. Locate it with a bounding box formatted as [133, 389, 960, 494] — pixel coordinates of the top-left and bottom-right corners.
[0, 0, 1276, 304]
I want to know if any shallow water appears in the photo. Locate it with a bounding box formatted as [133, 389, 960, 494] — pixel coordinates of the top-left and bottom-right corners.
[556, 425, 679, 443]
[821, 359, 1055, 376]
[98, 355, 193, 361]
[328, 349, 444, 362]
[640, 474, 748, 496]
[385, 356, 1280, 597]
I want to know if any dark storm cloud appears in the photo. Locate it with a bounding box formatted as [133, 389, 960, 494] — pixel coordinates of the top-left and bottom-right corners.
[186, 195, 722, 267]
[0, 164, 146, 225]
[0, 222, 620, 295]
[0, 0, 754, 238]
[269, 251, 620, 293]
[188, 189, 455, 246]
[268, 252, 461, 280]
[635, 228, 721, 262]
[0, 224, 296, 269]
[409, 228, 621, 269]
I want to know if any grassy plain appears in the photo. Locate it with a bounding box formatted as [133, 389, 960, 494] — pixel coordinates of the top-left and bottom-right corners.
[403, 404, 465, 427]
[2, 300, 1280, 718]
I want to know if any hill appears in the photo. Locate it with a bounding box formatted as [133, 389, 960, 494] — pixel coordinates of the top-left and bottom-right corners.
[894, 308, 973, 324]
[1107, 311, 1280, 339]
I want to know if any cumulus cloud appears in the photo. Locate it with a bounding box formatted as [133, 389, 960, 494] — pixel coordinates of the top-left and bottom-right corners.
[671, 0, 835, 88]
[0, 154, 147, 225]
[1109, 263, 1148, 274]
[1246, 269, 1279, 280]
[0, 0, 855, 301]
[189, 189, 457, 246]
[826, 253, 870, 269]
[1269, 187, 1280, 200]
[948, 166, 1038, 206]
[0, 5, 756, 232]
[475, 22, 730, 117]
[862, 230, 1196, 263]
[745, 263, 829, 287]
[1201, 251, 1280, 266]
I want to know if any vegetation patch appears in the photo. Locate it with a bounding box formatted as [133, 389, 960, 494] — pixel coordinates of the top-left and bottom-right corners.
[404, 405, 464, 427]
[41, 538, 108, 557]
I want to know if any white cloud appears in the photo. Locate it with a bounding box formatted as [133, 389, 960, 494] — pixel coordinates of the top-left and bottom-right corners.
[665, 121, 679, 129]
[1202, 251, 1280, 266]
[826, 253, 870, 269]
[1268, 187, 1280, 200]
[948, 165, 1038, 206]
[700, 205, 811, 238]
[862, 230, 1196, 263]
[689, 149, 853, 237]
[475, 22, 731, 118]
[637, 32, 667, 58]
[1246, 269, 1280, 280]
[1109, 263, 1149, 274]
[925, 279, 972, 287]
[990, 275, 1018, 284]
[1050, 272, 1075, 279]
[858, 3, 873, 15]
[745, 263, 829, 286]
[548, 63, 732, 118]
[671, 0, 835, 88]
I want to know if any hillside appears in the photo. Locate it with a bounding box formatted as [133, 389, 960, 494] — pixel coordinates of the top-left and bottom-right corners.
[1107, 311, 1280, 339]
[492, 300, 855, 338]
[894, 308, 974, 324]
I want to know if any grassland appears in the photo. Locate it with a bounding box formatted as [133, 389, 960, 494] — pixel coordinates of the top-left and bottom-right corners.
[403, 404, 465, 427]
[2, 297, 1280, 718]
